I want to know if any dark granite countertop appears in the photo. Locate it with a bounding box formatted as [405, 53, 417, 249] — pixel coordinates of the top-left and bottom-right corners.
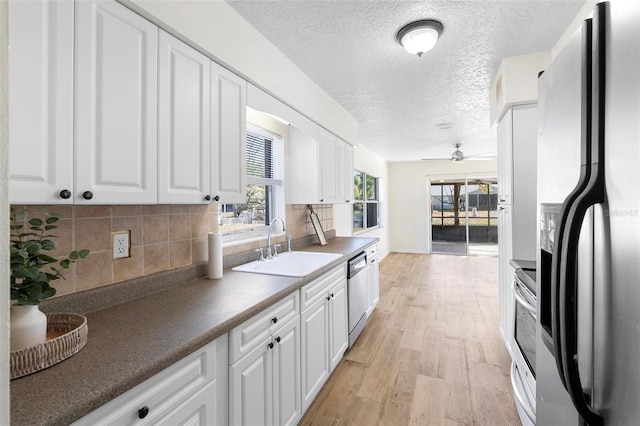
[11, 236, 378, 426]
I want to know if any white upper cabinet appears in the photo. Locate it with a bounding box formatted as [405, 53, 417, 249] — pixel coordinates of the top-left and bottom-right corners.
[318, 129, 339, 203]
[8, 0, 74, 204]
[338, 140, 354, 203]
[75, 0, 158, 204]
[210, 62, 247, 204]
[288, 125, 354, 205]
[158, 30, 211, 204]
[497, 108, 513, 205]
[9, 0, 249, 206]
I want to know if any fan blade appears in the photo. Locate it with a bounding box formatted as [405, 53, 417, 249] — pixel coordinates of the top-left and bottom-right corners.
[421, 157, 454, 161]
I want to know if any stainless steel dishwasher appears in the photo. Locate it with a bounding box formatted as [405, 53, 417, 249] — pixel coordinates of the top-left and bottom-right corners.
[347, 252, 368, 348]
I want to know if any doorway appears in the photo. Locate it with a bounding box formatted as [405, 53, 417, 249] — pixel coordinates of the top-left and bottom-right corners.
[430, 178, 498, 255]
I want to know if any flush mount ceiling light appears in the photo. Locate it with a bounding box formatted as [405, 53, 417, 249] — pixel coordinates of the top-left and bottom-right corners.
[396, 19, 444, 57]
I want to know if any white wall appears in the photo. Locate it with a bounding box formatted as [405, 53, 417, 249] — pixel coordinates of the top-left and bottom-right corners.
[335, 143, 390, 259]
[1, 0, 10, 421]
[388, 160, 497, 253]
[121, 0, 358, 146]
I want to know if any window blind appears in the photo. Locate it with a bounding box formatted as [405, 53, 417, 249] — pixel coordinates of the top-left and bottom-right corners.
[246, 127, 283, 184]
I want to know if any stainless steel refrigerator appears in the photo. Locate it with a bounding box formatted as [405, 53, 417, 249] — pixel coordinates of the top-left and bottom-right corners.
[536, 1, 640, 425]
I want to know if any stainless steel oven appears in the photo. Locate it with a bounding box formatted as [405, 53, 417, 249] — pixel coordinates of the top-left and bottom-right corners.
[511, 269, 537, 425]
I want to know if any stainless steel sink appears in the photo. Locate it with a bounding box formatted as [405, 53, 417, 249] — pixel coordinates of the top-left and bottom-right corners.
[232, 251, 342, 277]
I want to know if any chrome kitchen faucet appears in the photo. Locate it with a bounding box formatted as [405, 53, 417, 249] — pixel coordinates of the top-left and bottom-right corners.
[267, 218, 286, 259]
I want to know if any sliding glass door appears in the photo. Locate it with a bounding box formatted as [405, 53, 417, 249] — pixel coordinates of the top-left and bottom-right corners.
[430, 179, 498, 255]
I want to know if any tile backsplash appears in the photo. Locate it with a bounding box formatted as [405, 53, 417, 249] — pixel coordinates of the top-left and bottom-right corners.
[10, 203, 334, 297]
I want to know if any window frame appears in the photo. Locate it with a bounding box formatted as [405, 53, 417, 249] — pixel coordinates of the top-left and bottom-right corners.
[353, 170, 380, 234]
[219, 124, 285, 244]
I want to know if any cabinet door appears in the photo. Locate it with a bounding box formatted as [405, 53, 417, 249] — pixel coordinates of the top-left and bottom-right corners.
[497, 109, 513, 205]
[370, 258, 380, 308]
[229, 338, 273, 426]
[211, 62, 246, 204]
[300, 297, 329, 411]
[328, 281, 348, 372]
[286, 125, 320, 204]
[75, 0, 158, 204]
[273, 318, 302, 426]
[158, 31, 211, 204]
[497, 204, 513, 345]
[8, 0, 74, 204]
[318, 129, 338, 203]
[339, 141, 354, 204]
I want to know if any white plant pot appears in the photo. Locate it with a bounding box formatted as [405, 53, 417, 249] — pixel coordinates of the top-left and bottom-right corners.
[10, 305, 47, 351]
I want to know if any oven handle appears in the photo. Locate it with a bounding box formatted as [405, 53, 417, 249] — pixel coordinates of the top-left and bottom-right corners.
[510, 360, 536, 423]
[511, 280, 537, 320]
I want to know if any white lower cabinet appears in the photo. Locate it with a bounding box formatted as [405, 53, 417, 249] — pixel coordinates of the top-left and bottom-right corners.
[229, 315, 302, 426]
[156, 380, 217, 426]
[273, 317, 302, 426]
[73, 334, 228, 426]
[301, 295, 330, 410]
[300, 266, 348, 411]
[366, 244, 380, 318]
[230, 335, 273, 426]
[328, 280, 348, 372]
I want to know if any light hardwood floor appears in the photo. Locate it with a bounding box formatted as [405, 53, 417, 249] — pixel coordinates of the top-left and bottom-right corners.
[299, 253, 520, 426]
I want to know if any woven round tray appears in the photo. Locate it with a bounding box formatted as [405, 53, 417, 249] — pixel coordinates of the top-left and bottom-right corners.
[10, 313, 88, 380]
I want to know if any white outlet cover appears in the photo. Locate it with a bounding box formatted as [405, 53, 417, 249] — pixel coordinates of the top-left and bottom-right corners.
[112, 231, 131, 259]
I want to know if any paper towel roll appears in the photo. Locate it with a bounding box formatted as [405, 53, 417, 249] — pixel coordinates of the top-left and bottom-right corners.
[208, 232, 223, 279]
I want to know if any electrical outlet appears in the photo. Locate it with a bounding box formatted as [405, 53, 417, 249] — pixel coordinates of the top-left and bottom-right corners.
[112, 231, 131, 259]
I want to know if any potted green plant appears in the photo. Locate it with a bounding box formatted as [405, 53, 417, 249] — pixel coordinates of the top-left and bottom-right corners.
[10, 206, 89, 351]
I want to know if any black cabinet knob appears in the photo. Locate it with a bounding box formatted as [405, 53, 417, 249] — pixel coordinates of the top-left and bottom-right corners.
[59, 189, 71, 199]
[326, 296, 331, 301]
[82, 191, 93, 200]
[271, 317, 278, 324]
[138, 406, 150, 419]
[213, 195, 220, 202]
[204, 194, 211, 201]
[331, 293, 334, 298]
[275, 336, 281, 343]
[268, 342, 274, 349]
[320, 199, 324, 202]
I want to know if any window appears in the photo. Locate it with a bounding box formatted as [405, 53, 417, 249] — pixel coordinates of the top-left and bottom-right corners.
[353, 170, 380, 233]
[219, 126, 284, 236]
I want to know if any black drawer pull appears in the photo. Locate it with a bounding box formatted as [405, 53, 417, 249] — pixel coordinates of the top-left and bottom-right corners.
[138, 406, 149, 419]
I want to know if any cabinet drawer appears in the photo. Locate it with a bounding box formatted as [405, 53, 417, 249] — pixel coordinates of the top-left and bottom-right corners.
[74, 335, 225, 426]
[300, 263, 347, 312]
[229, 291, 299, 364]
[156, 380, 217, 426]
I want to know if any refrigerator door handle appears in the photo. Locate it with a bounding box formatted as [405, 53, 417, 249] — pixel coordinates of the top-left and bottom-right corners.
[558, 4, 607, 426]
[550, 15, 594, 392]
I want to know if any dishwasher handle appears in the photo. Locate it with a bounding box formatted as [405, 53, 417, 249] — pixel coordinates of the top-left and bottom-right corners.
[348, 252, 368, 278]
[352, 259, 367, 271]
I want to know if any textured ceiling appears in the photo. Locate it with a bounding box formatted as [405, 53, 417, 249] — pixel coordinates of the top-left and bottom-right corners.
[227, 0, 586, 162]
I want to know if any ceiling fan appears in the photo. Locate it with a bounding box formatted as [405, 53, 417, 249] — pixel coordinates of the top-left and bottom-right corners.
[421, 143, 495, 163]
